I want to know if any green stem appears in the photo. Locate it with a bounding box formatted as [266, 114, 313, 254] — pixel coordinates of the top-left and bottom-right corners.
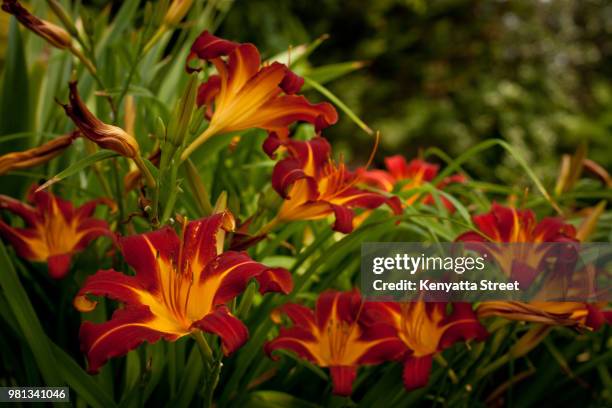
[111, 158, 126, 233]
[192, 332, 220, 408]
[133, 155, 156, 189]
[193, 332, 213, 363]
[180, 127, 214, 162]
[161, 159, 180, 223]
[475, 354, 510, 380]
[68, 44, 117, 119]
[255, 216, 281, 237]
[185, 159, 213, 215]
[142, 25, 168, 55]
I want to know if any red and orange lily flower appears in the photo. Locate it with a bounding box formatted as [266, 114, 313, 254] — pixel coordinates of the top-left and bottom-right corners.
[265, 290, 406, 396]
[180, 31, 338, 160]
[456, 203, 611, 329]
[0, 186, 112, 278]
[270, 137, 402, 233]
[359, 155, 465, 211]
[362, 301, 487, 390]
[74, 212, 293, 373]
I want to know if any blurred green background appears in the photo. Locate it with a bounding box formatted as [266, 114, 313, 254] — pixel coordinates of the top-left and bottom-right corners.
[218, 0, 612, 185]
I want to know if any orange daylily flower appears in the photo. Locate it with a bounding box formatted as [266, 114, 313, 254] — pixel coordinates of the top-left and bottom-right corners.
[456, 203, 611, 329]
[265, 290, 405, 396]
[0, 131, 79, 175]
[359, 155, 465, 211]
[2, 0, 72, 49]
[0, 185, 112, 278]
[270, 137, 402, 233]
[362, 302, 487, 390]
[180, 31, 338, 160]
[74, 212, 293, 373]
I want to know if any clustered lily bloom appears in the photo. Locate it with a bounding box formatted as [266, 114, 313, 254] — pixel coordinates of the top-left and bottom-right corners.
[2, 0, 72, 49]
[180, 30, 338, 160]
[270, 137, 402, 233]
[265, 290, 406, 396]
[359, 155, 465, 210]
[73, 212, 293, 373]
[0, 186, 112, 278]
[362, 301, 487, 390]
[0, 131, 79, 175]
[456, 203, 611, 329]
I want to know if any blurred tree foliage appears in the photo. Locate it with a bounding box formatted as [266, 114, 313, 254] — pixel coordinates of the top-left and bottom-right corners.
[220, 0, 612, 184]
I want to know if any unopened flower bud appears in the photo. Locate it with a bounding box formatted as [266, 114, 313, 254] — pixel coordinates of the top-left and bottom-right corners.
[61, 81, 140, 158]
[163, 0, 193, 26]
[2, 0, 72, 49]
[0, 130, 79, 175]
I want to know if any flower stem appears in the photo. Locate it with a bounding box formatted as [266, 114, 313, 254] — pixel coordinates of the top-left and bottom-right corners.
[255, 216, 281, 237]
[185, 159, 213, 215]
[193, 332, 213, 362]
[192, 332, 220, 408]
[142, 25, 168, 55]
[133, 155, 156, 189]
[68, 43, 117, 119]
[180, 128, 214, 162]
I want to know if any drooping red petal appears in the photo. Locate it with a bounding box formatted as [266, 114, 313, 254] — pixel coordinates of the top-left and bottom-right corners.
[0, 221, 38, 259]
[585, 304, 608, 331]
[357, 323, 407, 364]
[74, 269, 147, 312]
[205, 250, 291, 305]
[264, 325, 319, 363]
[402, 355, 433, 391]
[271, 157, 319, 199]
[532, 217, 577, 241]
[277, 303, 317, 328]
[439, 303, 488, 349]
[284, 137, 332, 175]
[191, 305, 248, 355]
[0, 194, 38, 226]
[262, 132, 283, 158]
[280, 69, 304, 94]
[329, 366, 357, 396]
[255, 267, 293, 295]
[256, 94, 338, 136]
[330, 204, 355, 233]
[80, 305, 179, 374]
[74, 218, 113, 251]
[47, 253, 72, 279]
[187, 30, 238, 69]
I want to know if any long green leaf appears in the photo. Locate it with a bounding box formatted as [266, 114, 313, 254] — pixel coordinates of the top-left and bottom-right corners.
[37, 150, 118, 191]
[303, 61, 367, 87]
[0, 18, 30, 143]
[434, 138, 562, 214]
[303, 76, 373, 135]
[0, 242, 59, 386]
[51, 342, 118, 408]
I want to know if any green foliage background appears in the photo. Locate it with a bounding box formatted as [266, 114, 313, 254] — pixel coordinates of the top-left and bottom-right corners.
[219, 0, 612, 183]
